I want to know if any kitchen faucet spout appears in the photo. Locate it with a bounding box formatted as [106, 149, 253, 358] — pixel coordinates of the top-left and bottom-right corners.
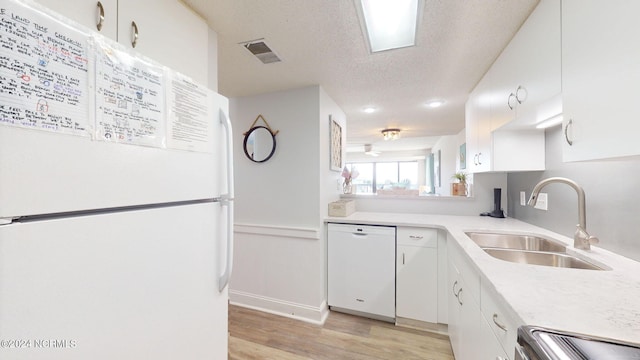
[527, 177, 599, 250]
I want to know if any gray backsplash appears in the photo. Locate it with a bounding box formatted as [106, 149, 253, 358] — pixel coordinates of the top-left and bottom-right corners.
[507, 126, 640, 262]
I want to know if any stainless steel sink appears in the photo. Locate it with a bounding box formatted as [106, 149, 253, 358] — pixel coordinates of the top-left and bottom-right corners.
[465, 232, 604, 270]
[465, 232, 567, 252]
[483, 248, 604, 271]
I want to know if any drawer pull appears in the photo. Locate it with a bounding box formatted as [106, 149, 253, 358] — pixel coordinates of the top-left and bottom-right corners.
[409, 235, 423, 240]
[356, 298, 364, 302]
[452, 280, 459, 296]
[492, 313, 508, 331]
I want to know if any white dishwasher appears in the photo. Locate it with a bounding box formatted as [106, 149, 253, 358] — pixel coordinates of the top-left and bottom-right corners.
[327, 223, 396, 321]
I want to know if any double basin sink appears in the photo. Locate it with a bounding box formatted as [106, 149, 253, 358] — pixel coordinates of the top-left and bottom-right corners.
[465, 232, 604, 271]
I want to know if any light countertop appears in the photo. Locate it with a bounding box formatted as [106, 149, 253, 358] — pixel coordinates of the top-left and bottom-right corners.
[326, 212, 640, 345]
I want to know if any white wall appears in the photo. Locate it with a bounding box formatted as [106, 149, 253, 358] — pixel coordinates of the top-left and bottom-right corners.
[228, 85, 344, 324]
[431, 131, 464, 196]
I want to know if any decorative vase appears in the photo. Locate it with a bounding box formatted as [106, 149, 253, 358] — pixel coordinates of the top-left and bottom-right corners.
[451, 183, 467, 196]
[343, 182, 352, 194]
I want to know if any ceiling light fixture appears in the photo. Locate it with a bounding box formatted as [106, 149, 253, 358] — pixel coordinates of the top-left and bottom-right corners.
[356, 0, 421, 53]
[426, 99, 445, 108]
[381, 128, 401, 141]
[363, 107, 376, 113]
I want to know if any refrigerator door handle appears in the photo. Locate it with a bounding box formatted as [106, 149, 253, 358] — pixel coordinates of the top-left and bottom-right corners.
[218, 108, 234, 292]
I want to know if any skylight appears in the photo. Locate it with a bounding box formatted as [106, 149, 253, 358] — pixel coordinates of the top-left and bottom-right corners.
[357, 0, 420, 53]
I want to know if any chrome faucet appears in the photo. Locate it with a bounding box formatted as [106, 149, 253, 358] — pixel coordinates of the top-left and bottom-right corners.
[528, 177, 599, 250]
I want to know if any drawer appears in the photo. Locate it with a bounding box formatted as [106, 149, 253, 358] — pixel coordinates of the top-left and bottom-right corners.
[481, 283, 521, 358]
[397, 227, 437, 247]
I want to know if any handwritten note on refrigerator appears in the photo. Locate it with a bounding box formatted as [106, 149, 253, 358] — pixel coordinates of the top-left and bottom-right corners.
[166, 72, 213, 153]
[94, 41, 165, 148]
[0, 0, 91, 136]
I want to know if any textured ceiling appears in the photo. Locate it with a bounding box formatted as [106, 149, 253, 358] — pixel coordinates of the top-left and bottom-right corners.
[183, 0, 539, 152]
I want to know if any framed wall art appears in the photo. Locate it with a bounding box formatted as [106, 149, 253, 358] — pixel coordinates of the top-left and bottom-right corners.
[330, 115, 342, 171]
[459, 143, 467, 170]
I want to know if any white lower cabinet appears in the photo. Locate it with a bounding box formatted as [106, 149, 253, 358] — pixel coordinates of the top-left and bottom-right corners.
[447, 235, 514, 360]
[448, 242, 482, 360]
[481, 282, 520, 359]
[396, 227, 438, 323]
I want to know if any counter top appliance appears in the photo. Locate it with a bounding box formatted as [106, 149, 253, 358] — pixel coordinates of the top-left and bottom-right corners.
[516, 326, 640, 360]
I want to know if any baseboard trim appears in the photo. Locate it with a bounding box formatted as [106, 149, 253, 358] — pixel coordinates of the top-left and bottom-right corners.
[230, 290, 329, 325]
[395, 317, 449, 335]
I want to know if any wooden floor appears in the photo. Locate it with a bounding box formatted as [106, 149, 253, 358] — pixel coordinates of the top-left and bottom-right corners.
[228, 305, 455, 360]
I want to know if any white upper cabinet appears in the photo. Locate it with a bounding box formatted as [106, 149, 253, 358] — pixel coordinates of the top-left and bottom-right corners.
[32, 0, 208, 80]
[117, 0, 208, 80]
[562, 0, 640, 161]
[465, 0, 558, 173]
[33, 0, 118, 40]
[493, 0, 561, 129]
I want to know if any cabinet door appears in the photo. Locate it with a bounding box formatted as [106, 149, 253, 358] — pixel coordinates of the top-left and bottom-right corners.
[33, 0, 117, 40]
[117, 0, 208, 80]
[458, 287, 482, 360]
[396, 246, 437, 323]
[447, 259, 462, 359]
[562, 0, 640, 161]
[465, 79, 492, 173]
[497, 0, 561, 129]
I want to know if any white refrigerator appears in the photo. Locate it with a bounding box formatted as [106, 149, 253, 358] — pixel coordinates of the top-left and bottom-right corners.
[0, 92, 234, 359]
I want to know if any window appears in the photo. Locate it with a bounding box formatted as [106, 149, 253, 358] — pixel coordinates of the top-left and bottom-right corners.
[345, 163, 373, 194]
[346, 161, 419, 194]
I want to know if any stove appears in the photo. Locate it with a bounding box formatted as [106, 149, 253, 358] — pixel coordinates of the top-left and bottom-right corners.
[516, 326, 640, 360]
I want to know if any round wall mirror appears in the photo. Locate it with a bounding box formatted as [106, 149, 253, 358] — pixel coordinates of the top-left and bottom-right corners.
[243, 126, 276, 163]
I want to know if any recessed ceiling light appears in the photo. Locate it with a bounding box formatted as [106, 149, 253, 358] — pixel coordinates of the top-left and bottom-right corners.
[363, 107, 376, 113]
[426, 99, 445, 108]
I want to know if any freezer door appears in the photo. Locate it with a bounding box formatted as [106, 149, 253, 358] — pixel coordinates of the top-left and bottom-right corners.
[0, 92, 230, 219]
[0, 203, 228, 359]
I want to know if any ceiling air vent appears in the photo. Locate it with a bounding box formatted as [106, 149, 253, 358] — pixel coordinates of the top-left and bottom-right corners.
[240, 39, 281, 64]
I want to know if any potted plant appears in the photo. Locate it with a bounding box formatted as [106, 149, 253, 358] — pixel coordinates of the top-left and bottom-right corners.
[451, 172, 468, 196]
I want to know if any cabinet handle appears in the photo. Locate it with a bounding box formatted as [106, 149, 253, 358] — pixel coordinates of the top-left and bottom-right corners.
[492, 313, 508, 332]
[473, 154, 478, 166]
[507, 93, 517, 110]
[131, 21, 139, 48]
[515, 85, 527, 103]
[452, 280, 459, 296]
[409, 235, 423, 240]
[96, 2, 105, 31]
[477, 153, 482, 165]
[564, 119, 574, 146]
[402, 253, 405, 265]
[457, 289, 463, 305]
